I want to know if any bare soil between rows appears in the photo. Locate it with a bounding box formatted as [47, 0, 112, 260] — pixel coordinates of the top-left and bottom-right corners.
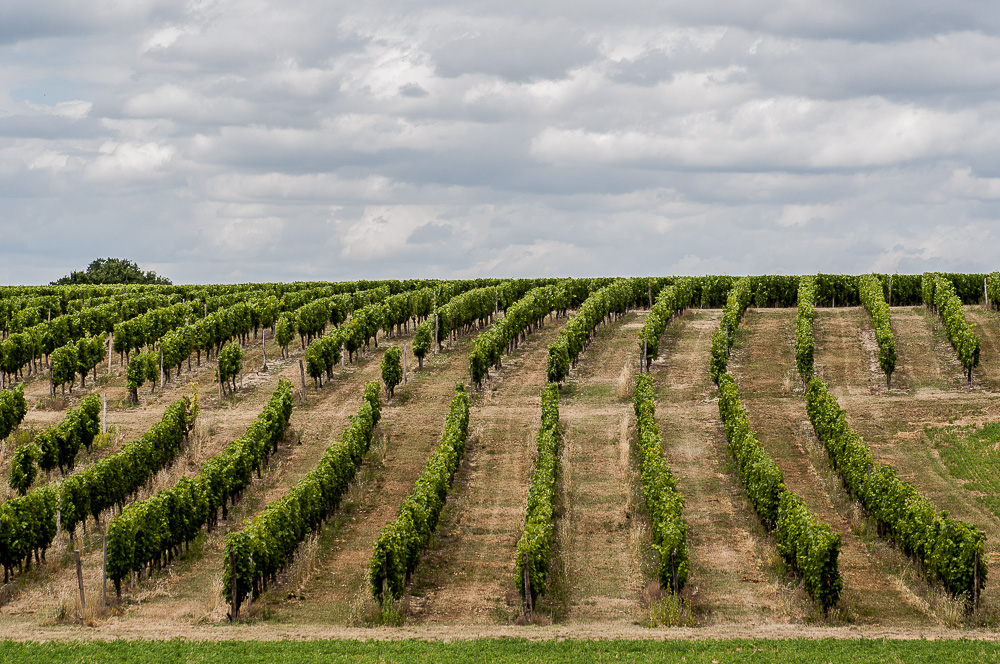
[3, 302, 1000, 641]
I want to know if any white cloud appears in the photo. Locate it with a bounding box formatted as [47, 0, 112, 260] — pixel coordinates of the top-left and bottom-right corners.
[84, 141, 175, 181]
[3, 1, 1000, 282]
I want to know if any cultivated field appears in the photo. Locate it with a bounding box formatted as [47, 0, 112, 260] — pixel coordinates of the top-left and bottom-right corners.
[2, 280, 1000, 645]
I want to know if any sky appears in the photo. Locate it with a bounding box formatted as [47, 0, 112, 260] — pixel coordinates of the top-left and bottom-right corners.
[2, 1, 999, 284]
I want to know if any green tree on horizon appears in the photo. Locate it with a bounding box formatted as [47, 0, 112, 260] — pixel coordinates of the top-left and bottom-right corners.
[51, 257, 171, 285]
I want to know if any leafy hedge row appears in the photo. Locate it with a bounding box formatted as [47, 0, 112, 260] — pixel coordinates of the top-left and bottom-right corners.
[805, 377, 986, 603]
[224, 382, 381, 618]
[0, 396, 196, 584]
[547, 279, 645, 384]
[369, 384, 471, 601]
[639, 278, 695, 370]
[858, 274, 897, 388]
[107, 380, 292, 597]
[9, 394, 101, 495]
[470, 284, 569, 388]
[633, 373, 688, 592]
[794, 276, 815, 387]
[924, 274, 980, 383]
[987, 273, 1000, 311]
[0, 384, 27, 440]
[709, 277, 752, 385]
[0, 486, 57, 582]
[516, 382, 561, 607]
[302, 283, 475, 386]
[717, 373, 842, 610]
[58, 395, 198, 536]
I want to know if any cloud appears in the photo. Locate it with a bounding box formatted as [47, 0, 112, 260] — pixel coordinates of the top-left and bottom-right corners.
[3, 1, 1000, 283]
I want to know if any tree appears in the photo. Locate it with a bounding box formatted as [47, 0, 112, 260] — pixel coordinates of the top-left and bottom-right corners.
[9, 444, 38, 495]
[381, 345, 403, 398]
[413, 323, 431, 370]
[51, 344, 78, 395]
[51, 257, 171, 285]
[218, 343, 244, 394]
[126, 353, 147, 404]
[275, 314, 295, 359]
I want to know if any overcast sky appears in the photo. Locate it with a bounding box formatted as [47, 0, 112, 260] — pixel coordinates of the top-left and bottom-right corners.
[2, 1, 999, 284]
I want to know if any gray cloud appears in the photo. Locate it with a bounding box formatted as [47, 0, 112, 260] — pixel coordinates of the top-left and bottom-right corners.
[2, 1, 1000, 283]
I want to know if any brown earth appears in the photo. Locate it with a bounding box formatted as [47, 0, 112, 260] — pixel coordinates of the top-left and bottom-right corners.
[734, 308, 937, 626]
[408, 312, 570, 625]
[652, 309, 797, 625]
[3, 299, 1000, 641]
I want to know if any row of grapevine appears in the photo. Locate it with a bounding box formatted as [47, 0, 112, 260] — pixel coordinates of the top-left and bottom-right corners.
[0, 486, 56, 582]
[49, 333, 107, 394]
[794, 276, 815, 388]
[923, 274, 981, 383]
[0, 396, 196, 583]
[223, 382, 381, 618]
[369, 384, 471, 600]
[0, 291, 195, 385]
[0, 384, 27, 440]
[717, 373, 842, 611]
[708, 277, 751, 384]
[302, 284, 474, 387]
[107, 380, 293, 597]
[58, 396, 198, 535]
[633, 373, 688, 592]
[805, 377, 986, 604]
[858, 274, 897, 388]
[8, 394, 101, 493]
[515, 383, 561, 610]
[547, 278, 644, 384]
[987, 272, 1000, 311]
[469, 283, 569, 388]
[638, 278, 695, 371]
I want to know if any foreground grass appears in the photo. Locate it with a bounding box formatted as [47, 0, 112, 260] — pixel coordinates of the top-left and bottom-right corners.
[927, 422, 1000, 519]
[2, 638, 999, 663]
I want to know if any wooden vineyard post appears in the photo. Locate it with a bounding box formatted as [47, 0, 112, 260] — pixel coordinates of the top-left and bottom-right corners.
[985, 278, 989, 308]
[648, 280, 653, 309]
[160, 350, 164, 389]
[108, 334, 113, 372]
[975, 549, 981, 611]
[102, 535, 108, 606]
[889, 275, 893, 308]
[261, 331, 267, 371]
[102, 392, 107, 434]
[433, 291, 439, 356]
[642, 338, 647, 374]
[75, 549, 85, 612]
[341, 344, 345, 369]
[522, 552, 533, 621]
[671, 548, 678, 595]
[56, 509, 61, 545]
[402, 342, 407, 384]
[230, 549, 237, 622]
[299, 360, 307, 402]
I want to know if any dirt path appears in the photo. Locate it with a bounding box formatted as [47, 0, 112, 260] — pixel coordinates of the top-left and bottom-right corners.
[0, 326, 413, 626]
[650, 309, 794, 625]
[815, 306, 1000, 616]
[409, 313, 571, 625]
[267, 326, 490, 625]
[887, 306, 959, 392]
[963, 306, 1000, 391]
[553, 311, 648, 625]
[734, 308, 934, 626]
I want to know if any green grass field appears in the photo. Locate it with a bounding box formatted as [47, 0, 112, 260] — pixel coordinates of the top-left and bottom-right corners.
[2, 638, 999, 663]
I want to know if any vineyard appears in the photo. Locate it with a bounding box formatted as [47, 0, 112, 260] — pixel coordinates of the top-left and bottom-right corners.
[1, 274, 1000, 641]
